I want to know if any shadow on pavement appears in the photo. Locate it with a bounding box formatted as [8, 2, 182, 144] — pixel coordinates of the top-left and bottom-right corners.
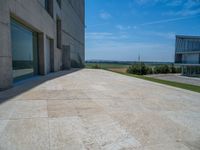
[0, 68, 81, 104]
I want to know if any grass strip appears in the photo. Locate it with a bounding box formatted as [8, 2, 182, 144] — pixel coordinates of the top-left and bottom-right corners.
[108, 69, 200, 93]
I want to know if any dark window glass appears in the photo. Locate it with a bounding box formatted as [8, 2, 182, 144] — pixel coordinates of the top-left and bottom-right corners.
[45, 0, 53, 17]
[45, 0, 49, 10]
[56, 18, 61, 49]
[199, 54, 200, 64]
[57, 0, 61, 8]
[11, 19, 38, 80]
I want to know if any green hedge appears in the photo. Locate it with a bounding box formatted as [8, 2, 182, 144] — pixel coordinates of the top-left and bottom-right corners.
[154, 65, 170, 74]
[127, 63, 181, 75]
[127, 63, 153, 75]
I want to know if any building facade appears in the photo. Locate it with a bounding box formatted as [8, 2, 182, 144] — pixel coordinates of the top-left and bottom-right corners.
[0, 0, 85, 90]
[175, 35, 200, 76]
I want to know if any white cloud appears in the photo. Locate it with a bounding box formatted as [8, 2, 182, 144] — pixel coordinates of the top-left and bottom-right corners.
[116, 25, 131, 30]
[133, 26, 137, 29]
[145, 31, 175, 39]
[163, 0, 200, 16]
[86, 32, 128, 40]
[86, 32, 113, 40]
[134, 0, 169, 5]
[166, 8, 200, 16]
[85, 30, 175, 62]
[135, 0, 150, 5]
[87, 23, 109, 28]
[166, 0, 182, 6]
[140, 15, 200, 26]
[86, 39, 174, 62]
[99, 11, 112, 20]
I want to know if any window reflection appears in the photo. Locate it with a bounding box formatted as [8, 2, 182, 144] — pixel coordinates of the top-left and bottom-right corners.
[11, 19, 37, 80]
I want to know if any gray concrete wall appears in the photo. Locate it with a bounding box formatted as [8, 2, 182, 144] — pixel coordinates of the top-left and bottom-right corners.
[0, 0, 85, 90]
[61, 0, 85, 67]
[0, 0, 13, 90]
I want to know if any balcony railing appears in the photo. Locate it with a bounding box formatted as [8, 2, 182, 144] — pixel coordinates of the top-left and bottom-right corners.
[175, 61, 200, 64]
[176, 49, 200, 53]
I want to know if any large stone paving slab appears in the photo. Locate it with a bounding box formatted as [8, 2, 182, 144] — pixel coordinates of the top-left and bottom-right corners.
[0, 118, 49, 150]
[0, 69, 200, 150]
[47, 100, 77, 118]
[49, 117, 86, 150]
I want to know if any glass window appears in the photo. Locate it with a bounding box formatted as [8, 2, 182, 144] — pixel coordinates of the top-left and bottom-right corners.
[45, 0, 53, 17]
[45, 37, 51, 73]
[57, 0, 61, 8]
[45, 0, 49, 10]
[11, 19, 38, 81]
[56, 18, 61, 49]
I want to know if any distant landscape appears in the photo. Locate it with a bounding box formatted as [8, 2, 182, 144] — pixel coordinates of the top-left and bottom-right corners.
[85, 60, 179, 73]
[85, 60, 200, 93]
[86, 60, 173, 66]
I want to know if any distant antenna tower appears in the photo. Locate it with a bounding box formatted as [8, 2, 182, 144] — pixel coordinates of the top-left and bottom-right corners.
[138, 52, 140, 62]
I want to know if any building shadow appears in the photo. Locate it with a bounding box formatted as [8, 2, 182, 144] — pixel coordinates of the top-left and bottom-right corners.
[0, 68, 82, 104]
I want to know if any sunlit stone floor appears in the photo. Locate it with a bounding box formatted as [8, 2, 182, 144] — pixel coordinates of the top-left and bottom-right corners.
[0, 69, 199, 150]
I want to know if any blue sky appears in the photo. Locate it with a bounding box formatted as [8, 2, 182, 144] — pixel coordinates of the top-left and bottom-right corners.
[85, 0, 200, 62]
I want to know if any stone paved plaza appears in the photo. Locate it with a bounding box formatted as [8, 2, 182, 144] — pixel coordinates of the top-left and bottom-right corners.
[0, 69, 199, 150]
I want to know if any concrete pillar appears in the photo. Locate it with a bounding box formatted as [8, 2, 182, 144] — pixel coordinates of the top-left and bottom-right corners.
[62, 45, 71, 70]
[39, 34, 55, 75]
[44, 37, 55, 74]
[0, 1, 13, 90]
[181, 66, 184, 75]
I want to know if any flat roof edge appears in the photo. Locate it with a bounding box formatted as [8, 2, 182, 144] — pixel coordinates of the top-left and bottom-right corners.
[175, 63, 200, 66]
[176, 35, 200, 39]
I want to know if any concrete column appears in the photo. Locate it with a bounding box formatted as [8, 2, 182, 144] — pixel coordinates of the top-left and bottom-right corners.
[44, 37, 55, 74]
[181, 66, 184, 75]
[199, 54, 200, 64]
[62, 45, 71, 70]
[0, 1, 13, 90]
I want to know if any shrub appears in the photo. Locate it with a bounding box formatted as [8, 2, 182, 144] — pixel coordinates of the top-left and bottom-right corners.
[170, 64, 182, 73]
[91, 64, 101, 69]
[154, 65, 170, 74]
[71, 57, 85, 68]
[127, 63, 151, 75]
[154, 64, 181, 74]
[127, 63, 181, 75]
[175, 67, 181, 73]
[170, 64, 176, 73]
[146, 67, 153, 74]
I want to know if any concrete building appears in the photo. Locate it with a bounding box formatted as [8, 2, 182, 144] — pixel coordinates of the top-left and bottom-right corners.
[175, 35, 200, 76]
[0, 0, 85, 90]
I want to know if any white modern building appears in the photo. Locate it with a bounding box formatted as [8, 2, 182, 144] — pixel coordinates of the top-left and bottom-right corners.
[175, 35, 200, 76]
